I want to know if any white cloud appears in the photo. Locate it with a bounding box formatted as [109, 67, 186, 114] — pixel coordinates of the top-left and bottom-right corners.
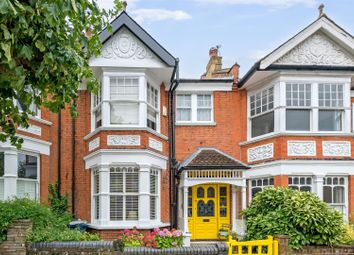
[131, 9, 192, 24]
[95, 0, 140, 11]
[192, 0, 317, 8]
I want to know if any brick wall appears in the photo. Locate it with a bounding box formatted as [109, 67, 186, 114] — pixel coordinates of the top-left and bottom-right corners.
[0, 220, 32, 255]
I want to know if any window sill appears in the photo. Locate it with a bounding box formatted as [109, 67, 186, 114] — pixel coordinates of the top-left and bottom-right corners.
[29, 116, 52, 126]
[241, 131, 353, 145]
[88, 221, 170, 230]
[175, 122, 216, 126]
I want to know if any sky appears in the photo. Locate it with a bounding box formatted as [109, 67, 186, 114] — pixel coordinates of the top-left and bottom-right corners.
[96, 0, 354, 78]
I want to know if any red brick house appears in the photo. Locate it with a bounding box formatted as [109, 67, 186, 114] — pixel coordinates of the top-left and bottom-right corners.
[0, 10, 353, 243]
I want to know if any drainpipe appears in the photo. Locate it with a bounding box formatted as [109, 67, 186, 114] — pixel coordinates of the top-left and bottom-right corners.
[168, 58, 180, 229]
[57, 110, 61, 195]
[71, 101, 76, 217]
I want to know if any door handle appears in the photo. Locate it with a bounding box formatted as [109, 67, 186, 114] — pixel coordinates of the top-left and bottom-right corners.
[203, 219, 210, 222]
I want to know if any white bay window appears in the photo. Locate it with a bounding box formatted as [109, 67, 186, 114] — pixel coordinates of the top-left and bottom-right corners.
[92, 165, 161, 226]
[248, 79, 350, 139]
[323, 176, 347, 215]
[91, 73, 160, 132]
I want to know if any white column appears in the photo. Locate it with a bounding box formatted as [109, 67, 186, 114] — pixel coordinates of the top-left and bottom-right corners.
[232, 185, 237, 232]
[178, 186, 183, 230]
[99, 166, 110, 225]
[139, 164, 150, 226]
[241, 186, 247, 212]
[3, 149, 18, 199]
[314, 175, 325, 200]
[139, 76, 147, 127]
[183, 186, 189, 233]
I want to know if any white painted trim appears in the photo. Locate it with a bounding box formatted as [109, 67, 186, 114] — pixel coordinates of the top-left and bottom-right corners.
[84, 127, 168, 141]
[16, 135, 51, 155]
[28, 116, 52, 126]
[260, 17, 354, 69]
[245, 159, 354, 178]
[176, 82, 233, 92]
[88, 222, 170, 230]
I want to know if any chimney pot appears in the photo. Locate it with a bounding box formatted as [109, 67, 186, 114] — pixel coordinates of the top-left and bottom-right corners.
[209, 47, 218, 57]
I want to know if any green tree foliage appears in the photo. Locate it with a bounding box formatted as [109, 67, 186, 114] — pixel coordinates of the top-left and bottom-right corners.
[243, 188, 344, 249]
[0, 198, 99, 242]
[0, 0, 122, 147]
[48, 182, 69, 215]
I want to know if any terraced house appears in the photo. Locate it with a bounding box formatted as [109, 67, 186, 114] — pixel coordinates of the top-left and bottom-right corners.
[0, 7, 353, 243]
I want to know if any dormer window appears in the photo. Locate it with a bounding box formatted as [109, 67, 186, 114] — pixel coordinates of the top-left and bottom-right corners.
[176, 94, 213, 123]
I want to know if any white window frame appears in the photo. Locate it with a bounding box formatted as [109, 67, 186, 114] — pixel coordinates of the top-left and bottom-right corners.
[249, 177, 274, 200]
[288, 176, 313, 192]
[248, 85, 275, 139]
[176, 93, 214, 124]
[323, 176, 348, 217]
[90, 71, 161, 133]
[16, 151, 40, 201]
[247, 76, 351, 141]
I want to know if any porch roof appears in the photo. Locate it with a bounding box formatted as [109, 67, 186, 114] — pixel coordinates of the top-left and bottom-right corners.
[180, 147, 249, 170]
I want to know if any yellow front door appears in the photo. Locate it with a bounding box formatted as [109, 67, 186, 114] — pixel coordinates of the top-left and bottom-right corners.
[188, 184, 230, 240]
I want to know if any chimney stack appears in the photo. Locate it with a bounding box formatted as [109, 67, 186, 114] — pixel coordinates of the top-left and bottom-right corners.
[204, 46, 222, 78]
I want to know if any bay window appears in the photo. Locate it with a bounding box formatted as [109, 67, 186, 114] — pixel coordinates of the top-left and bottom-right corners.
[250, 87, 274, 137]
[176, 94, 213, 123]
[323, 176, 346, 215]
[318, 84, 344, 131]
[286, 83, 311, 131]
[93, 169, 99, 220]
[91, 74, 161, 132]
[17, 152, 39, 200]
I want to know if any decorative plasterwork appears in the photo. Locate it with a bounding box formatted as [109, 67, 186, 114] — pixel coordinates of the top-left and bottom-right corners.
[100, 28, 155, 60]
[248, 143, 274, 163]
[88, 137, 100, 152]
[322, 141, 351, 157]
[287, 141, 316, 156]
[275, 32, 354, 66]
[148, 138, 163, 152]
[18, 124, 41, 136]
[107, 135, 141, 146]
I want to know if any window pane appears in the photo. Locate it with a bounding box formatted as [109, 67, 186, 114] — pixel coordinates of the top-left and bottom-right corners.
[251, 187, 262, 197]
[125, 170, 139, 193]
[319, 84, 344, 108]
[110, 170, 123, 193]
[110, 195, 123, 220]
[319, 110, 342, 131]
[126, 195, 139, 220]
[250, 87, 273, 116]
[0, 152, 3, 177]
[323, 186, 332, 203]
[150, 196, 156, 220]
[333, 186, 344, 203]
[17, 180, 37, 200]
[110, 77, 139, 100]
[176, 95, 191, 107]
[300, 186, 311, 192]
[18, 153, 37, 179]
[197, 109, 211, 121]
[197, 95, 211, 107]
[110, 102, 139, 124]
[251, 111, 274, 137]
[286, 109, 310, 131]
[177, 109, 191, 121]
[147, 108, 157, 130]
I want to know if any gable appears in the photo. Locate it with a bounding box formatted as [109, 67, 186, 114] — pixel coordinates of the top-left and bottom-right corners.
[275, 31, 354, 66]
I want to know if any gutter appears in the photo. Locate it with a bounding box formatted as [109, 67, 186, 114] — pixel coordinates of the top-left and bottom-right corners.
[57, 110, 61, 195]
[168, 58, 180, 229]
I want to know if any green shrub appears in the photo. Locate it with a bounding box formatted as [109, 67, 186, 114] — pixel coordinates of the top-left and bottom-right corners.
[243, 188, 344, 249]
[48, 182, 69, 216]
[0, 198, 99, 242]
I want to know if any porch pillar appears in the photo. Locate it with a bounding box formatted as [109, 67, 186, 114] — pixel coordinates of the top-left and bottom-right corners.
[314, 174, 325, 200]
[232, 185, 237, 231]
[99, 166, 110, 225]
[183, 186, 189, 233]
[241, 186, 247, 212]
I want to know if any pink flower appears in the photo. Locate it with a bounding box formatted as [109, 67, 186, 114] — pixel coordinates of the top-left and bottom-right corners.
[158, 230, 166, 237]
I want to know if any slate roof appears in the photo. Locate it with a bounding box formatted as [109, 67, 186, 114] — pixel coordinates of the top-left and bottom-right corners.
[180, 148, 249, 170]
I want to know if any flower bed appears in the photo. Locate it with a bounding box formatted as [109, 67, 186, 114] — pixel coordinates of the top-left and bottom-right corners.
[117, 228, 183, 249]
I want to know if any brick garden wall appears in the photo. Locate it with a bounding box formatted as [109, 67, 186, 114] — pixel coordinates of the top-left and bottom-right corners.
[0, 220, 32, 255]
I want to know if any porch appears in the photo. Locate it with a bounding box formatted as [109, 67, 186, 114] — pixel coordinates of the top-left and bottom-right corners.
[177, 148, 249, 244]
